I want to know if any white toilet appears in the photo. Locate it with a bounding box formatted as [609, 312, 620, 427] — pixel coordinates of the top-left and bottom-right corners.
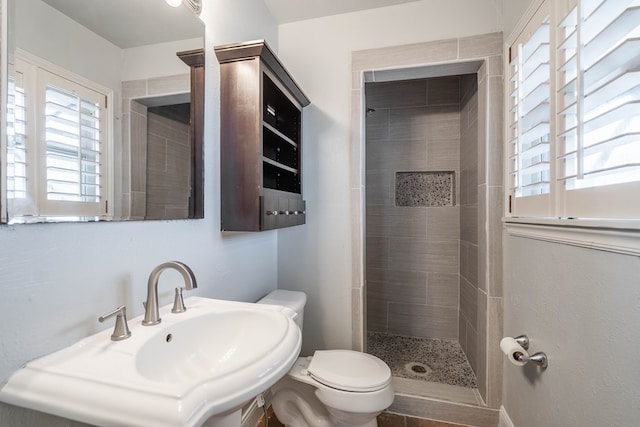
[257, 290, 394, 427]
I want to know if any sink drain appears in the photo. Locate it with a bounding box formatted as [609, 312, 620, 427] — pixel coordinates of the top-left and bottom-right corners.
[404, 362, 432, 378]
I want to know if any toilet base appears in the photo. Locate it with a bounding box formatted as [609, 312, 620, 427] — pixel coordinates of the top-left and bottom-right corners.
[271, 376, 383, 427]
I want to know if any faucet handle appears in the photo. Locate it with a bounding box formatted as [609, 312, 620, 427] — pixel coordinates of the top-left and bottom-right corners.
[98, 305, 132, 341]
[171, 288, 187, 313]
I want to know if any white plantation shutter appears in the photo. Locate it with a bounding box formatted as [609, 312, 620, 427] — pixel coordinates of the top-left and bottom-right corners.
[508, 1, 552, 216]
[507, 0, 640, 220]
[6, 72, 31, 208]
[6, 55, 110, 221]
[556, 0, 640, 218]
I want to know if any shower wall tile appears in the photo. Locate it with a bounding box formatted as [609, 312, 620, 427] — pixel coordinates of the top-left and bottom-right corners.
[460, 205, 478, 245]
[478, 184, 488, 293]
[459, 276, 478, 327]
[121, 79, 147, 99]
[388, 303, 458, 339]
[466, 322, 479, 374]
[426, 138, 460, 172]
[426, 76, 460, 105]
[477, 74, 488, 185]
[352, 39, 458, 72]
[460, 240, 478, 287]
[368, 267, 428, 288]
[487, 55, 503, 77]
[366, 80, 427, 109]
[367, 205, 427, 238]
[388, 393, 499, 427]
[476, 289, 488, 402]
[367, 277, 427, 305]
[427, 273, 459, 307]
[486, 296, 504, 408]
[367, 296, 388, 333]
[487, 186, 504, 298]
[367, 139, 428, 172]
[352, 287, 364, 351]
[352, 89, 364, 190]
[487, 76, 504, 187]
[458, 310, 468, 353]
[147, 73, 189, 96]
[389, 106, 460, 141]
[365, 108, 390, 142]
[426, 206, 459, 240]
[365, 171, 392, 206]
[365, 236, 390, 269]
[389, 238, 458, 274]
[458, 32, 503, 58]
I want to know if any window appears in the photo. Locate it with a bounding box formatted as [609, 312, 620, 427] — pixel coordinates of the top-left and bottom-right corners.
[6, 53, 111, 222]
[507, 0, 640, 220]
[508, 2, 552, 216]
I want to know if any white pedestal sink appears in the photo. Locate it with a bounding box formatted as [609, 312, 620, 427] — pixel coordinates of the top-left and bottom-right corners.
[0, 297, 302, 426]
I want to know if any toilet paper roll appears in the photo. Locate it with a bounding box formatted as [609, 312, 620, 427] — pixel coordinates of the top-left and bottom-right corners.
[500, 337, 529, 367]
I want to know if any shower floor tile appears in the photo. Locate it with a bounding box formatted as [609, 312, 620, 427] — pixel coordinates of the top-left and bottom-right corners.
[367, 332, 478, 389]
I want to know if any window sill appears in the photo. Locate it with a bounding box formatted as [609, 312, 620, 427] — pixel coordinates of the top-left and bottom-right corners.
[504, 217, 640, 256]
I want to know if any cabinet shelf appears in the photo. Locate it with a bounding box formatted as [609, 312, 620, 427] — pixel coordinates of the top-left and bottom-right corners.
[216, 40, 310, 231]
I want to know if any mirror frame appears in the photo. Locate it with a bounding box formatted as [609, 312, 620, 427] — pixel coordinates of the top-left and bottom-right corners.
[177, 48, 205, 219]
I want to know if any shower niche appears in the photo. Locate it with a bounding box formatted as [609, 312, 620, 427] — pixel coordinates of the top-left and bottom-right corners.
[215, 40, 310, 231]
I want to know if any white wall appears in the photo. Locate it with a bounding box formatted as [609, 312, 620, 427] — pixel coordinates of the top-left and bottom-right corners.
[276, 0, 501, 355]
[0, 0, 279, 383]
[503, 236, 640, 426]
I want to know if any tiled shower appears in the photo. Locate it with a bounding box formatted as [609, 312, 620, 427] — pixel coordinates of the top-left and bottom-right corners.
[364, 72, 494, 403]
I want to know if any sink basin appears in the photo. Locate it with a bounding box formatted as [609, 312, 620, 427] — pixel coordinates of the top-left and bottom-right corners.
[0, 297, 301, 427]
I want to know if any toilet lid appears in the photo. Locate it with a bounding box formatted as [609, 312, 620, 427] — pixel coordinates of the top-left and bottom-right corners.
[307, 350, 391, 392]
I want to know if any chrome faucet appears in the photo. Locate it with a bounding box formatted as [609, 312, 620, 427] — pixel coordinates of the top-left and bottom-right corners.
[142, 261, 197, 326]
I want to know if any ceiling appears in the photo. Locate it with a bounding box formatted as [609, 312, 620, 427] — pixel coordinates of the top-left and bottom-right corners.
[38, 0, 422, 48]
[264, 0, 425, 24]
[40, 0, 204, 49]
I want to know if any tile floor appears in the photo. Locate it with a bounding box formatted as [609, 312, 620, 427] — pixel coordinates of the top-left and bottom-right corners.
[257, 407, 472, 427]
[367, 332, 477, 389]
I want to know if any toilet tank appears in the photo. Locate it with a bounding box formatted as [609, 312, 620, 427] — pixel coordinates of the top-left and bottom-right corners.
[257, 290, 306, 332]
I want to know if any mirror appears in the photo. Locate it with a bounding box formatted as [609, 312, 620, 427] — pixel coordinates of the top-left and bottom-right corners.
[2, 0, 205, 223]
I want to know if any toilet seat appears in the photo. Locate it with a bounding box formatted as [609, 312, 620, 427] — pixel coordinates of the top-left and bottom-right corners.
[307, 350, 391, 392]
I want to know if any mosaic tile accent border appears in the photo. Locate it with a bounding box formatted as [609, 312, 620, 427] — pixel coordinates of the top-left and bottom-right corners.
[395, 171, 455, 207]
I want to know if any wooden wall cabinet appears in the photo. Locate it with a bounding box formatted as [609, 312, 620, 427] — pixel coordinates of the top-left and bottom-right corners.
[215, 40, 310, 231]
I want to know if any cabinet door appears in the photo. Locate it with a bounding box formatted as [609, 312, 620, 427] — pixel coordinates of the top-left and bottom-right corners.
[260, 196, 279, 230]
[290, 198, 306, 226]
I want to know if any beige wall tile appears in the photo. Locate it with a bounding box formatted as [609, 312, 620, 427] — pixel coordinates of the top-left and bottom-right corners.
[365, 170, 393, 206]
[389, 393, 499, 427]
[366, 80, 428, 109]
[147, 73, 189, 95]
[426, 138, 460, 172]
[388, 303, 458, 339]
[427, 76, 460, 106]
[487, 76, 504, 187]
[352, 39, 458, 72]
[366, 108, 390, 142]
[426, 206, 460, 240]
[459, 276, 478, 327]
[389, 237, 459, 274]
[367, 139, 429, 173]
[427, 272, 459, 307]
[367, 296, 388, 333]
[458, 32, 503, 59]
[486, 296, 503, 408]
[390, 106, 460, 141]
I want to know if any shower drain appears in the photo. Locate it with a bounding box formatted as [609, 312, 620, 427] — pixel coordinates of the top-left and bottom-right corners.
[404, 362, 432, 378]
